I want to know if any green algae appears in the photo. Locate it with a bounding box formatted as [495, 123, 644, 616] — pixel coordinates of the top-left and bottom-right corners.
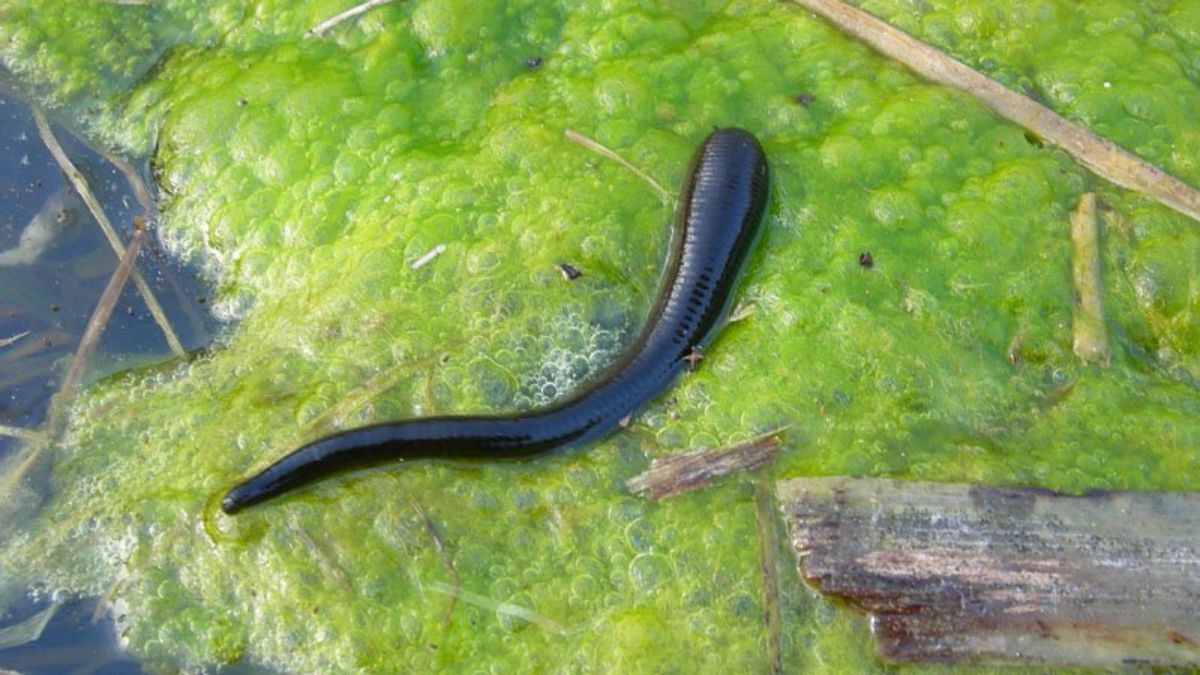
[1, 0, 1198, 671]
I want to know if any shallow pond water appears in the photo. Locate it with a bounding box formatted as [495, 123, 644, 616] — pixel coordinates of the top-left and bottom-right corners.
[0, 88, 213, 673]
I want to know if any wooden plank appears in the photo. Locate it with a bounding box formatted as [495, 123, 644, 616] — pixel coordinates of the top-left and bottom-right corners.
[777, 477, 1200, 667]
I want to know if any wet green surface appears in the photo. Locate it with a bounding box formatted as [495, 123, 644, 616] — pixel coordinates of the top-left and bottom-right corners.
[0, 0, 1197, 671]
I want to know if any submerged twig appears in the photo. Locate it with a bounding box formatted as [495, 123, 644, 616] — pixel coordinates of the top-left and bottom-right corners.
[626, 427, 786, 500]
[408, 497, 460, 629]
[0, 424, 44, 443]
[564, 130, 673, 206]
[307, 0, 400, 38]
[0, 331, 31, 349]
[97, 134, 214, 346]
[1070, 193, 1110, 365]
[0, 228, 147, 498]
[787, 0, 1200, 223]
[98, 147, 155, 218]
[289, 516, 351, 590]
[425, 581, 565, 635]
[59, 228, 146, 403]
[33, 107, 185, 356]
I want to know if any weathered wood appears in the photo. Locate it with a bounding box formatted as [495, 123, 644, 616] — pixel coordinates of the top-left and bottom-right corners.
[1070, 193, 1110, 366]
[778, 477, 1200, 667]
[626, 431, 782, 500]
[752, 471, 785, 675]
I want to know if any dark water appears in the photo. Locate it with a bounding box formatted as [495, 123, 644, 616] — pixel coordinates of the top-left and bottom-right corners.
[0, 88, 217, 674]
[0, 597, 143, 675]
[0, 89, 217, 448]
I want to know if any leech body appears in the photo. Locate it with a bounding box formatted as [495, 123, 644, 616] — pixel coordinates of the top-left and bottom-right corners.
[221, 128, 770, 514]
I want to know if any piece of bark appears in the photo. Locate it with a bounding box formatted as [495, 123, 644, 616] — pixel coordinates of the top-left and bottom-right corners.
[1070, 193, 1110, 365]
[778, 477, 1200, 667]
[626, 432, 782, 500]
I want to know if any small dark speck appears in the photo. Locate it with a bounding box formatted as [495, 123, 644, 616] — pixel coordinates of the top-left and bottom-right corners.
[858, 251, 874, 269]
[794, 93, 814, 107]
[556, 262, 582, 281]
[43, 338, 52, 347]
[197, 296, 207, 304]
[50, 304, 60, 312]
[525, 56, 543, 69]
[1023, 130, 1045, 148]
[237, 98, 248, 107]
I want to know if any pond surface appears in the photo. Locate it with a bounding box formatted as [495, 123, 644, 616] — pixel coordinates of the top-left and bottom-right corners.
[0, 88, 213, 673]
[0, 1, 1197, 672]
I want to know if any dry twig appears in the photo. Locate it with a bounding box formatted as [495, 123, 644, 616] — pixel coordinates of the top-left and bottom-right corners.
[1069, 193, 1110, 365]
[788, 0, 1200, 223]
[410, 243, 446, 270]
[307, 0, 400, 38]
[33, 107, 185, 356]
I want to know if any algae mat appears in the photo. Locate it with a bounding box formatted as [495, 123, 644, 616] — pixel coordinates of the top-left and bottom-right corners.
[1, 0, 1198, 671]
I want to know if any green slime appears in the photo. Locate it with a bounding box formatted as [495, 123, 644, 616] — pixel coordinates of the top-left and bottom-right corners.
[1, 0, 1198, 671]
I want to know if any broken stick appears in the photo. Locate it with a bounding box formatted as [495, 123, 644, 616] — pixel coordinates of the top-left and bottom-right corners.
[307, 0, 400, 38]
[1070, 193, 1110, 365]
[59, 228, 146, 403]
[626, 429, 784, 500]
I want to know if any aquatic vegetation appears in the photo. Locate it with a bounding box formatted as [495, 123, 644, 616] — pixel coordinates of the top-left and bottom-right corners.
[0, 0, 1197, 671]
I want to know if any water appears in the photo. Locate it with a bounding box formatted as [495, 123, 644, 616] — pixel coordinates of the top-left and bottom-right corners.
[0, 87, 215, 673]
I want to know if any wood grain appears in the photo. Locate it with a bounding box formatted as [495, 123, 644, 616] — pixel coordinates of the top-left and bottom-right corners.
[778, 477, 1200, 666]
